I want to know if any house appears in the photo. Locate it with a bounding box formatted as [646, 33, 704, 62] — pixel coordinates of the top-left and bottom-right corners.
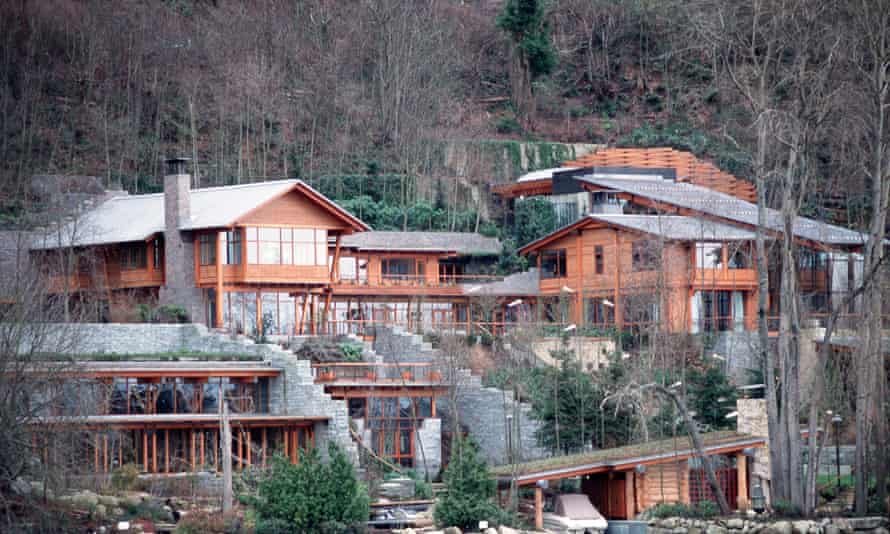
[491, 430, 764, 528]
[495, 148, 869, 334]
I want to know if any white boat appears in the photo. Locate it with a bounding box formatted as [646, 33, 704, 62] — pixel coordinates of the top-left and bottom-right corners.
[542, 493, 609, 534]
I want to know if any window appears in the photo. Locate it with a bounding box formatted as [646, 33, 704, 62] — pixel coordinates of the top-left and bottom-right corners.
[382, 258, 423, 280]
[224, 230, 241, 265]
[120, 243, 147, 270]
[728, 245, 749, 269]
[594, 245, 604, 274]
[696, 242, 723, 269]
[245, 227, 327, 265]
[152, 238, 163, 269]
[631, 240, 659, 271]
[541, 249, 567, 279]
[586, 298, 615, 326]
[198, 234, 216, 265]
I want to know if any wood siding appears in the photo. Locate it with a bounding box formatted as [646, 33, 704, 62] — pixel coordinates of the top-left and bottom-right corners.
[238, 189, 354, 230]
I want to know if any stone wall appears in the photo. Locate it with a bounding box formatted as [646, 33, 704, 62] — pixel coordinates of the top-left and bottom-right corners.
[712, 331, 761, 384]
[451, 369, 549, 466]
[372, 326, 437, 363]
[532, 336, 615, 370]
[647, 515, 888, 534]
[414, 418, 442, 478]
[736, 398, 771, 501]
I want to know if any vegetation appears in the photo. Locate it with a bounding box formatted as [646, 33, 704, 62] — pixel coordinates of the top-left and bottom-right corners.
[435, 436, 509, 530]
[513, 197, 557, 247]
[649, 501, 719, 519]
[246, 446, 369, 534]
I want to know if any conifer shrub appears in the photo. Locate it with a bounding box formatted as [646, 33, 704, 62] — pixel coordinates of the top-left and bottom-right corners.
[435, 436, 510, 529]
[247, 445, 369, 533]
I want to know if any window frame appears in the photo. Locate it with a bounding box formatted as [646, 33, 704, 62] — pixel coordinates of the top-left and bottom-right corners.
[198, 234, 216, 266]
[120, 242, 148, 271]
[540, 249, 568, 279]
[594, 245, 604, 275]
[631, 240, 659, 272]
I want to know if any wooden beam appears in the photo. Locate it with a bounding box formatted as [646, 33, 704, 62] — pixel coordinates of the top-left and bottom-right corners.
[331, 235, 342, 282]
[216, 231, 224, 328]
[534, 486, 544, 529]
[737, 452, 749, 510]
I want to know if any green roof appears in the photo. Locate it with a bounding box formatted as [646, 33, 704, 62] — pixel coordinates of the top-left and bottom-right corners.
[490, 430, 762, 480]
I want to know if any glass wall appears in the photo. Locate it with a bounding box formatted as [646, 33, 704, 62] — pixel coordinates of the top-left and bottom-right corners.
[245, 227, 327, 266]
[106, 376, 270, 415]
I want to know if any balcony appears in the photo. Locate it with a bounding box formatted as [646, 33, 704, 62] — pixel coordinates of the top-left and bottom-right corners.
[693, 267, 757, 289]
[197, 263, 330, 286]
[311, 362, 448, 387]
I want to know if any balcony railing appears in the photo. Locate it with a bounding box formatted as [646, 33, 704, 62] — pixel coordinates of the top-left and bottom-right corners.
[311, 362, 447, 385]
[334, 273, 504, 288]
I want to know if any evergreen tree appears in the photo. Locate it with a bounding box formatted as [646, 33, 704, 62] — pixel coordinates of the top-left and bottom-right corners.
[251, 444, 369, 533]
[435, 436, 507, 530]
[687, 364, 737, 430]
[513, 197, 557, 247]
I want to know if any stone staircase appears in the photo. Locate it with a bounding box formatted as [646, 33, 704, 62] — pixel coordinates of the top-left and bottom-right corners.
[369, 326, 548, 466]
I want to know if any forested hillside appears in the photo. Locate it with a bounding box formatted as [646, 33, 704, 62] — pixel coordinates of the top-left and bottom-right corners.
[0, 0, 874, 230]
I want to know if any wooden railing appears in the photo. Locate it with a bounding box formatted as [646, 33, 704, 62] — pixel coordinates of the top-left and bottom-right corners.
[334, 273, 504, 288]
[310, 362, 446, 384]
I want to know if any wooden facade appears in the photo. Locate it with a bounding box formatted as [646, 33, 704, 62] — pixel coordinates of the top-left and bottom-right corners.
[520, 217, 759, 333]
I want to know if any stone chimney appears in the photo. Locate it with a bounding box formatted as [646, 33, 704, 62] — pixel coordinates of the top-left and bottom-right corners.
[158, 158, 205, 324]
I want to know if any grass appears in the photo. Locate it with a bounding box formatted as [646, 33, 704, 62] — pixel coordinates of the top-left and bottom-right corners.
[35, 351, 263, 362]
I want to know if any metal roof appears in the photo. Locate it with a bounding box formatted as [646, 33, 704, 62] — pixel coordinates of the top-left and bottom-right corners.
[32, 179, 368, 249]
[340, 231, 501, 255]
[578, 175, 867, 246]
[588, 214, 757, 241]
[462, 268, 540, 296]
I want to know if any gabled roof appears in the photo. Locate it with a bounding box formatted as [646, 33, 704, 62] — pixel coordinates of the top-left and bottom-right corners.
[33, 179, 369, 249]
[340, 231, 501, 255]
[490, 430, 764, 484]
[577, 175, 866, 247]
[518, 214, 757, 255]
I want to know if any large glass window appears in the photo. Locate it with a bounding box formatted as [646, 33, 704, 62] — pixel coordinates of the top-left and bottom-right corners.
[541, 249, 567, 279]
[245, 227, 327, 265]
[696, 242, 723, 269]
[120, 243, 147, 270]
[382, 258, 422, 279]
[199, 234, 216, 266]
[224, 230, 242, 265]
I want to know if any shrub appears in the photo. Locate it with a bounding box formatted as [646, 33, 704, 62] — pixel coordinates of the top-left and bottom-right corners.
[339, 343, 363, 362]
[694, 500, 719, 518]
[248, 445, 369, 533]
[772, 499, 802, 518]
[435, 436, 510, 529]
[111, 463, 140, 491]
[174, 510, 241, 534]
[494, 115, 523, 135]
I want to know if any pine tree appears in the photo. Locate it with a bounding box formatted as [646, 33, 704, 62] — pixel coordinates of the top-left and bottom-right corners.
[435, 436, 507, 529]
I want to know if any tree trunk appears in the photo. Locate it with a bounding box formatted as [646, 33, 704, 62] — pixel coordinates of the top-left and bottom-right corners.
[509, 43, 534, 126]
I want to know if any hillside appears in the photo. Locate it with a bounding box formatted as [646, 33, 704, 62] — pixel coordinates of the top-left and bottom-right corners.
[0, 0, 866, 228]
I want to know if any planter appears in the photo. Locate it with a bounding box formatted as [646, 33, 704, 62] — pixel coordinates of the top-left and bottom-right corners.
[401, 371, 413, 381]
[318, 371, 335, 382]
[427, 370, 443, 382]
[365, 371, 377, 381]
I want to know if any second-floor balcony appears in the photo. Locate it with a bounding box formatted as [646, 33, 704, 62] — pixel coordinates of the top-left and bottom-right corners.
[334, 273, 504, 288]
[311, 362, 448, 387]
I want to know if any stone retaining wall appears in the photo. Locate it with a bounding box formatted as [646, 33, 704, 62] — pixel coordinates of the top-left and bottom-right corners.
[648, 516, 888, 534]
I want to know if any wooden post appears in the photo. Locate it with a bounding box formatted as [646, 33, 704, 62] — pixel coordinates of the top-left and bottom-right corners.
[534, 485, 544, 529]
[310, 295, 317, 335]
[331, 235, 342, 282]
[294, 297, 300, 335]
[214, 430, 219, 473]
[575, 231, 584, 324]
[256, 292, 263, 336]
[322, 291, 332, 334]
[142, 431, 148, 472]
[614, 230, 622, 329]
[103, 435, 109, 473]
[625, 470, 635, 519]
[298, 291, 310, 335]
[94, 433, 100, 473]
[262, 427, 267, 467]
[290, 429, 298, 464]
[152, 432, 157, 473]
[221, 402, 233, 513]
[283, 426, 289, 458]
[190, 429, 196, 471]
[237, 429, 243, 470]
[165, 430, 170, 473]
[200, 431, 205, 468]
[245, 429, 251, 466]
[216, 231, 224, 329]
[737, 452, 749, 510]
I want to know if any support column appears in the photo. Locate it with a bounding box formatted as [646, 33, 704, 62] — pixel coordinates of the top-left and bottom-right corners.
[256, 292, 263, 336]
[165, 430, 170, 473]
[310, 296, 317, 335]
[216, 231, 224, 329]
[625, 470, 635, 519]
[142, 431, 148, 472]
[152, 432, 157, 473]
[737, 452, 749, 510]
[534, 486, 544, 530]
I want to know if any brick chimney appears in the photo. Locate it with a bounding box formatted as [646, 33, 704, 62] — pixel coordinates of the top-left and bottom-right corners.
[158, 158, 205, 324]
